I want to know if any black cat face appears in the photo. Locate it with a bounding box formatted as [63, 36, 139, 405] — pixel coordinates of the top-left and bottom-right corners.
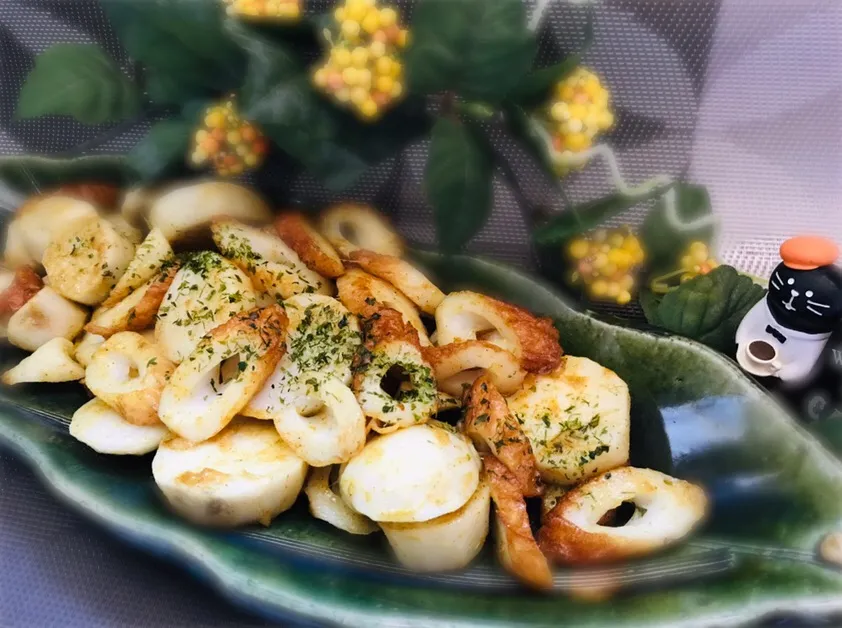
[768, 263, 842, 334]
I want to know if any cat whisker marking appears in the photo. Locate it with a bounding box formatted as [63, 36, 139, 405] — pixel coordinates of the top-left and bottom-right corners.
[806, 306, 824, 316]
[807, 300, 830, 309]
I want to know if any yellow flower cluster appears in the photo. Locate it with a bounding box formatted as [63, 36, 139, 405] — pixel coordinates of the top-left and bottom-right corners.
[312, 0, 409, 120]
[566, 227, 645, 305]
[224, 0, 301, 20]
[190, 99, 269, 177]
[544, 68, 615, 174]
[678, 241, 719, 283]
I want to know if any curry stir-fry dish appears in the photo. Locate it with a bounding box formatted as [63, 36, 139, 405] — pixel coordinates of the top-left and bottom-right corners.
[0, 181, 708, 589]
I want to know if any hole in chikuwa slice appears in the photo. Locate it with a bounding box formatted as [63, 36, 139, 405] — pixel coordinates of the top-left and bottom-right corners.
[210, 354, 245, 393]
[339, 222, 358, 245]
[599, 501, 640, 527]
[380, 364, 413, 400]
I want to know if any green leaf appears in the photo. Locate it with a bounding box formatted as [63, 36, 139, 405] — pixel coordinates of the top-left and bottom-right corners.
[15, 44, 140, 124]
[333, 99, 432, 169]
[180, 100, 212, 127]
[145, 69, 214, 106]
[225, 13, 324, 56]
[405, 0, 535, 103]
[425, 118, 494, 252]
[507, 9, 593, 108]
[508, 54, 580, 109]
[127, 119, 193, 182]
[240, 32, 430, 191]
[641, 183, 717, 273]
[533, 183, 675, 246]
[242, 14, 325, 54]
[142, 20, 269, 107]
[101, 0, 245, 97]
[230, 22, 303, 110]
[237, 32, 360, 189]
[638, 288, 663, 327]
[245, 75, 365, 190]
[640, 266, 766, 353]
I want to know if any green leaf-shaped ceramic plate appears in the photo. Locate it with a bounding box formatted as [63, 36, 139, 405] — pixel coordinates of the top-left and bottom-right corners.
[1, 157, 842, 627]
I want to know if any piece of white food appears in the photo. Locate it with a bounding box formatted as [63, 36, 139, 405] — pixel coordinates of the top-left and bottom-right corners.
[339, 423, 481, 523]
[6, 287, 88, 352]
[152, 418, 308, 527]
[1, 337, 84, 384]
[381, 478, 490, 572]
[70, 398, 167, 455]
[42, 215, 135, 306]
[148, 181, 272, 244]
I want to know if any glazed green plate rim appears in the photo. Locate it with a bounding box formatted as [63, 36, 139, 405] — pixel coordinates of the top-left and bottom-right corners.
[2, 400, 842, 628]
[2, 253, 842, 627]
[1, 156, 842, 627]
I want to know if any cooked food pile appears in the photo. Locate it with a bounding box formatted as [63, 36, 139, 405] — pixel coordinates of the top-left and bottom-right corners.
[0, 180, 708, 590]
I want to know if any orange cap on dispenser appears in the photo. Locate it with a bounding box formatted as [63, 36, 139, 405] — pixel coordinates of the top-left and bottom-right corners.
[780, 236, 839, 270]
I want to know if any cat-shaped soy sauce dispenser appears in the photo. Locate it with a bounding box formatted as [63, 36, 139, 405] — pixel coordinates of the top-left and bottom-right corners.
[736, 236, 842, 383]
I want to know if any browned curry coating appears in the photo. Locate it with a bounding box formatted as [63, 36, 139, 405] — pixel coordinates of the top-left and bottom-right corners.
[360, 307, 422, 349]
[538, 505, 628, 565]
[55, 183, 121, 210]
[337, 269, 387, 317]
[347, 249, 444, 315]
[481, 295, 563, 374]
[537, 467, 707, 565]
[463, 375, 542, 498]
[209, 304, 287, 352]
[484, 455, 553, 591]
[0, 267, 43, 317]
[88, 333, 175, 427]
[275, 212, 345, 278]
[423, 340, 526, 396]
[87, 261, 181, 337]
[352, 307, 424, 394]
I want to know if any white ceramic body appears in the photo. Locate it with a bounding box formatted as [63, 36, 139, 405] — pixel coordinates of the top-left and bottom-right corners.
[736, 299, 831, 383]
